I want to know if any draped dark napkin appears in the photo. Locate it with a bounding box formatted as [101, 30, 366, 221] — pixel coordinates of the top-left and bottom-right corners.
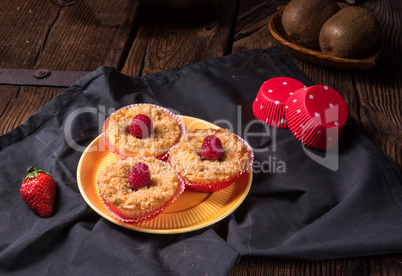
[1, 47, 401, 275]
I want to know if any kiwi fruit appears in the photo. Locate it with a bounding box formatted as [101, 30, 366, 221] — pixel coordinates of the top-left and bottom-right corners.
[281, 0, 340, 48]
[319, 6, 381, 58]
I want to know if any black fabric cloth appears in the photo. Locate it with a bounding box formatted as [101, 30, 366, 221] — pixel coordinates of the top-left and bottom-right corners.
[1, 47, 401, 275]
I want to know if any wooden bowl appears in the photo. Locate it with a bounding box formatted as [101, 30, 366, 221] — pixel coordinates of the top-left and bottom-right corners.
[268, 4, 381, 70]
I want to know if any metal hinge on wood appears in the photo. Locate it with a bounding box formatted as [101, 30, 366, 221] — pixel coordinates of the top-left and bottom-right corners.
[0, 68, 91, 87]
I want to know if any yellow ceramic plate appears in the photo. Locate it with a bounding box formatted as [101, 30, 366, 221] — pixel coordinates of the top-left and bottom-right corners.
[77, 115, 253, 234]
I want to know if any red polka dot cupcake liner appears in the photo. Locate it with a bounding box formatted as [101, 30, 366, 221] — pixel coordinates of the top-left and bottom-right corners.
[177, 135, 254, 193]
[102, 103, 186, 160]
[98, 171, 185, 223]
[285, 85, 348, 150]
[253, 77, 305, 128]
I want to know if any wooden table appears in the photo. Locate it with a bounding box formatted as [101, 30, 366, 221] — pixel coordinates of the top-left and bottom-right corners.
[1, 0, 401, 274]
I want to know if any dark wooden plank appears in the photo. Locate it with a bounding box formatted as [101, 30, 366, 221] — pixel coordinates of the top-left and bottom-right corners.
[231, 256, 368, 275]
[0, 1, 59, 68]
[0, 86, 19, 116]
[121, 0, 237, 76]
[370, 254, 402, 276]
[34, 0, 140, 71]
[354, 0, 402, 169]
[234, 0, 287, 51]
[0, 0, 140, 71]
[0, 87, 63, 135]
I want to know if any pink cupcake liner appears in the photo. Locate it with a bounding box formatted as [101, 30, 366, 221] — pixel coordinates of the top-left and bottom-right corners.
[98, 170, 185, 223]
[171, 135, 254, 193]
[102, 103, 186, 160]
[253, 77, 305, 128]
[285, 85, 348, 150]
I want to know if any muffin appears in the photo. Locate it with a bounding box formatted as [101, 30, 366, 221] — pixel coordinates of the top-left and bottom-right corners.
[102, 103, 185, 159]
[168, 128, 253, 192]
[97, 156, 184, 222]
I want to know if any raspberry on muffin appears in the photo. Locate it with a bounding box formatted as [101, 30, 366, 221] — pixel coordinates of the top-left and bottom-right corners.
[102, 104, 185, 159]
[129, 114, 153, 138]
[168, 128, 253, 192]
[97, 156, 185, 222]
[201, 135, 224, 160]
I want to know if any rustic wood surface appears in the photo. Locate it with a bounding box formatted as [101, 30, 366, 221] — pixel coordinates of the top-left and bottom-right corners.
[0, 0, 401, 275]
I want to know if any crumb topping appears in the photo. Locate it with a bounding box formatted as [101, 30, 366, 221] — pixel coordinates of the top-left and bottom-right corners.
[169, 129, 251, 183]
[105, 104, 181, 157]
[98, 156, 178, 211]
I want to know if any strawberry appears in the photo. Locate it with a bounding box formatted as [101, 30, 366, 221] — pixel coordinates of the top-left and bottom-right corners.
[201, 135, 224, 160]
[129, 114, 153, 138]
[20, 166, 56, 217]
[128, 162, 151, 190]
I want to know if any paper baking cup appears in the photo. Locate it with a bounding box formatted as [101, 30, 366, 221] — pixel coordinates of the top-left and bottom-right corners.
[176, 136, 254, 193]
[253, 77, 305, 128]
[285, 85, 348, 149]
[102, 103, 186, 160]
[98, 171, 185, 223]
